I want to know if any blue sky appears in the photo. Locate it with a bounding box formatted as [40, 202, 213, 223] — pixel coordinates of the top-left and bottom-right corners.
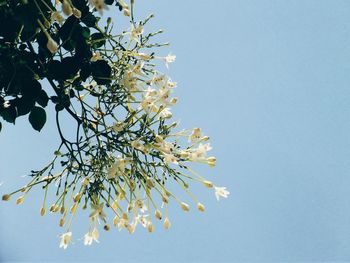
[1, 0, 350, 262]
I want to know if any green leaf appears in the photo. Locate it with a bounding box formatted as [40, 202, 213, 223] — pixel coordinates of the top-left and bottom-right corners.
[91, 60, 111, 85]
[0, 106, 17, 124]
[91, 33, 105, 48]
[36, 90, 49, 108]
[29, 106, 46, 132]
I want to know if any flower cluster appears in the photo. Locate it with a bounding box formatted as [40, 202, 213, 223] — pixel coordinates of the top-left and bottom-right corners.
[1, 0, 229, 249]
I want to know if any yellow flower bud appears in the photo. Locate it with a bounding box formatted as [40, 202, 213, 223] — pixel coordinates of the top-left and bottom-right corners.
[16, 196, 24, 205]
[197, 202, 205, 212]
[162, 195, 169, 204]
[62, 0, 72, 16]
[104, 224, 110, 231]
[46, 37, 58, 54]
[82, 177, 90, 186]
[122, 212, 128, 220]
[59, 217, 65, 227]
[70, 203, 78, 214]
[163, 217, 171, 230]
[72, 8, 81, 18]
[40, 207, 46, 216]
[203, 180, 213, 188]
[73, 193, 81, 203]
[207, 156, 216, 167]
[147, 222, 153, 233]
[155, 209, 162, 220]
[60, 206, 66, 214]
[2, 194, 11, 201]
[180, 202, 190, 212]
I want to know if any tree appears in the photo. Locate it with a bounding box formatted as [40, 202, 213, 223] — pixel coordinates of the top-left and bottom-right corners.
[0, 0, 229, 248]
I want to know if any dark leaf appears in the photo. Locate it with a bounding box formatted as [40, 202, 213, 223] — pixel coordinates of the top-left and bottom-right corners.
[0, 105, 17, 124]
[91, 60, 111, 85]
[14, 96, 35, 117]
[36, 90, 49, 108]
[29, 106, 46, 132]
[91, 32, 105, 48]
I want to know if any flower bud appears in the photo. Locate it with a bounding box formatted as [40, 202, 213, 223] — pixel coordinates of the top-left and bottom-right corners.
[40, 207, 46, 216]
[207, 156, 216, 167]
[46, 37, 58, 54]
[163, 217, 171, 230]
[104, 224, 110, 231]
[147, 222, 153, 233]
[70, 203, 78, 214]
[73, 193, 81, 203]
[155, 209, 162, 220]
[62, 0, 72, 16]
[122, 212, 128, 220]
[162, 195, 169, 204]
[2, 194, 11, 201]
[197, 202, 205, 212]
[72, 8, 81, 18]
[203, 180, 213, 188]
[60, 206, 66, 214]
[59, 217, 65, 227]
[180, 202, 190, 212]
[82, 177, 90, 186]
[16, 196, 24, 205]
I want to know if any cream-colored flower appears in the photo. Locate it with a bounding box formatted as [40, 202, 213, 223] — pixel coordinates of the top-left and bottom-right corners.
[83, 227, 99, 245]
[90, 0, 107, 13]
[130, 24, 144, 43]
[214, 186, 230, 201]
[163, 53, 176, 68]
[59, 231, 72, 249]
[107, 157, 127, 179]
[162, 153, 178, 165]
[134, 198, 148, 213]
[189, 128, 203, 144]
[89, 203, 107, 222]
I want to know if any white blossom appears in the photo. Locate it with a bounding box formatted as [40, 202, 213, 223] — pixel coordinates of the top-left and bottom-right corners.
[59, 231, 72, 249]
[214, 186, 230, 201]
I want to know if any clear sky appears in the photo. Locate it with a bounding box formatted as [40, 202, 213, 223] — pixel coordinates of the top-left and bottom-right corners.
[1, 0, 350, 262]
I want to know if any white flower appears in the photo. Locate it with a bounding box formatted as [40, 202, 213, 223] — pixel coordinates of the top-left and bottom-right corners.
[162, 153, 178, 165]
[189, 128, 203, 144]
[129, 24, 144, 43]
[89, 203, 107, 222]
[107, 157, 127, 179]
[84, 227, 99, 246]
[136, 214, 149, 228]
[59, 231, 72, 249]
[159, 108, 172, 119]
[112, 121, 126, 132]
[89, 0, 107, 14]
[163, 53, 176, 68]
[189, 143, 212, 162]
[214, 186, 230, 201]
[91, 52, 103, 62]
[134, 198, 148, 213]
